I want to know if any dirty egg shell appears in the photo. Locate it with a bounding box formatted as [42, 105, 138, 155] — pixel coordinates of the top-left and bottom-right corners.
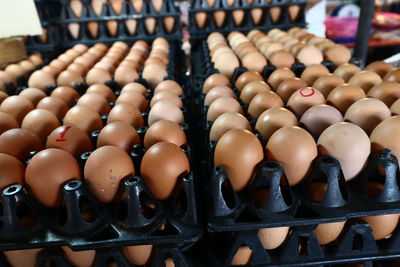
[97, 121, 141, 152]
[300, 104, 343, 137]
[84, 146, 135, 203]
[144, 120, 186, 149]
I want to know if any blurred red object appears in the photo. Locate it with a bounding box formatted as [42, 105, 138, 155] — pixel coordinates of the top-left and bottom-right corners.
[373, 12, 400, 31]
[325, 16, 359, 43]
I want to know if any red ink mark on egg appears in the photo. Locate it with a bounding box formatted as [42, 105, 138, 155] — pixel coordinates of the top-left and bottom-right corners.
[56, 126, 72, 142]
[300, 88, 315, 97]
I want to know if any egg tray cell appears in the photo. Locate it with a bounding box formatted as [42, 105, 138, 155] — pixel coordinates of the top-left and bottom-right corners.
[57, 0, 182, 47]
[188, 0, 307, 40]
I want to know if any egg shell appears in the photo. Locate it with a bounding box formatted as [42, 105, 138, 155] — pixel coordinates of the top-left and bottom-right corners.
[148, 100, 184, 126]
[370, 115, 400, 163]
[318, 122, 370, 181]
[142, 64, 168, 88]
[241, 52, 267, 74]
[28, 70, 56, 91]
[154, 80, 184, 96]
[361, 214, 400, 240]
[344, 98, 391, 135]
[122, 245, 153, 266]
[150, 91, 183, 109]
[46, 125, 93, 157]
[287, 87, 326, 116]
[94, 61, 116, 74]
[62, 247, 96, 267]
[206, 96, 243, 122]
[141, 142, 190, 199]
[269, 50, 295, 68]
[367, 82, 400, 107]
[63, 106, 103, 135]
[77, 93, 111, 115]
[5, 64, 27, 78]
[300, 64, 330, 86]
[4, 248, 42, 267]
[107, 103, 144, 129]
[235, 71, 264, 91]
[301, 103, 342, 135]
[267, 126, 317, 185]
[86, 68, 112, 86]
[202, 73, 231, 94]
[365, 61, 393, 79]
[316, 39, 335, 52]
[0, 95, 34, 124]
[214, 129, 264, 191]
[391, 99, 400, 115]
[97, 122, 140, 152]
[240, 80, 271, 104]
[50, 59, 68, 72]
[267, 68, 296, 89]
[255, 107, 298, 140]
[57, 70, 84, 88]
[144, 120, 186, 149]
[51, 86, 80, 107]
[121, 82, 148, 96]
[84, 146, 134, 203]
[296, 45, 323, 65]
[327, 84, 366, 114]
[384, 68, 400, 83]
[67, 62, 88, 76]
[312, 74, 345, 98]
[0, 112, 19, 134]
[262, 43, 284, 59]
[231, 247, 252, 265]
[333, 63, 361, 82]
[0, 128, 43, 162]
[19, 88, 47, 106]
[21, 109, 60, 142]
[0, 153, 25, 191]
[0, 71, 17, 86]
[215, 52, 240, 79]
[276, 78, 308, 103]
[114, 66, 139, 87]
[26, 148, 82, 207]
[37, 96, 69, 120]
[348, 70, 383, 93]
[258, 227, 289, 249]
[0, 91, 7, 104]
[248, 91, 284, 118]
[315, 221, 346, 245]
[204, 86, 236, 106]
[19, 60, 36, 72]
[324, 45, 351, 66]
[209, 112, 251, 141]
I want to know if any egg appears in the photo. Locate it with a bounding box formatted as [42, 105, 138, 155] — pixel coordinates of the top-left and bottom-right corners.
[150, 91, 183, 108]
[21, 109, 60, 142]
[209, 112, 251, 142]
[0, 70, 17, 86]
[4, 248, 42, 267]
[204, 86, 236, 106]
[214, 129, 264, 191]
[141, 142, 190, 199]
[86, 68, 112, 85]
[214, 52, 240, 79]
[107, 103, 144, 129]
[202, 73, 231, 94]
[0, 128, 43, 162]
[154, 80, 184, 96]
[121, 82, 148, 96]
[276, 78, 308, 103]
[235, 71, 264, 91]
[77, 93, 111, 115]
[62, 247, 96, 267]
[300, 104, 343, 136]
[267, 126, 317, 185]
[114, 66, 139, 87]
[255, 107, 298, 141]
[315, 221, 346, 245]
[258, 227, 289, 249]
[148, 100, 184, 126]
[56, 70, 84, 88]
[240, 81, 271, 104]
[5, 64, 27, 78]
[231, 247, 252, 265]
[312, 74, 345, 98]
[84, 146, 134, 203]
[97, 122, 140, 152]
[143, 120, 186, 149]
[361, 214, 400, 240]
[327, 84, 366, 114]
[365, 61, 393, 78]
[367, 82, 400, 107]
[241, 52, 267, 73]
[63, 106, 103, 135]
[67, 63, 88, 76]
[344, 98, 391, 135]
[248, 91, 284, 118]
[0, 112, 19, 134]
[318, 122, 370, 181]
[348, 70, 382, 93]
[333, 63, 361, 82]
[19, 88, 47, 106]
[51, 86, 80, 107]
[370, 116, 400, 162]
[19, 60, 36, 72]
[26, 148, 82, 207]
[0, 153, 25, 191]
[122, 245, 153, 266]
[384, 68, 400, 82]
[391, 99, 400, 114]
[296, 45, 323, 65]
[269, 50, 295, 68]
[324, 45, 351, 66]
[267, 68, 296, 89]
[36, 96, 69, 120]
[27, 70, 56, 91]
[116, 91, 148, 111]
[300, 64, 330, 86]
[206, 97, 243, 122]
[46, 125, 93, 157]
[0, 95, 34, 123]
[287, 87, 326, 116]
[142, 64, 168, 88]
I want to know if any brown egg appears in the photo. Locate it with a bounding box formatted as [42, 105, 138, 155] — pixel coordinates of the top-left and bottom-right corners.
[258, 227, 289, 249]
[240, 81, 271, 104]
[122, 245, 153, 266]
[0, 91, 7, 104]
[324, 45, 351, 66]
[97, 122, 140, 152]
[50, 86, 80, 107]
[116, 91, 148, 111]
[231, 247, 252, 265]
[241, 52, 267, 74]
[19, 60, 36, 72]
[86, 68, 112, 85]
[4, 248, 42, 267]
[287, 87, 326, 116]
[368, 82, 400, 107]
[315, 221, 346, 245]
[206, 97, 243, 122]
[5, 64, 27, 78]
[204, 86, 236, 106]
[21, 109, 60, 142]
[202, 73, 231, 93]
[214, 129, 263, 191]
[28, 70, 56, 91]
[333, 63, 361, 82]
[327, 84, 366, 114]
[107, 103, 144, 129]
[215, 52, 240, 79]
[154, 80, 184, 96]
[370, 116, 400, 162]
[300, 64, 330, 86]
[248, 91, 284, 118]
[148, 100, 184, 126]
[19, 88, 46, 106]
[144, 120, 186, 149]
[267, 126, 317, 185]
[235, 71, 263, 91]
[62, 247, 96, 267]
[141, 142, 189, 199]
[67, 63, 88, 76]
[41, 65, 59, 77]
[36, 97, 69, 120]
[0, 95, 34, 123]
[63, 106, 103, 134]
[348, 70, 382, 93]
[276, 78, 308, 103]
[0, 153, 25, 191]
[0, 112, 19, 134]
[26, 148, 82, 207]
[269, 50, 295, 68]
[114, 66, 139, 87]
[255, 107, 298, 140]
[150, 91, 183, 108]
[0, 70, 17, 86]
[344, 98, 391, 135]
[316, 39, 335, 52]
[77, 93, 111, 115]
[267, 68, 296, 89]
[73, 44, 88, 53]
[361, 214, 400, 240]
[318, 122, 370, 181]
[296, 45, 324, 66]
[365, 61, 393, 79]
[209, 112, 251, 141]
[300, 104, 343, 136]
[391, 99, 400, 114]
[50, 59, 68, 72]
[0, 128, 43, 162]
[384, 68, 400, 83]
[121, 82, 147, 96]
[84, 146, 134, 203]
[261, 43, 284, 59]
[142, 64, 168, 88]
[56, 70, 84, 88]
[312, 74, 345, 98]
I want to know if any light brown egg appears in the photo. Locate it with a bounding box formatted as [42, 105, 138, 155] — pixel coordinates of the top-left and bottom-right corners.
[19, 60, 36, 72]
[316, 39, 335, 52]
[77, 93, 111, 115]
[114, 66, 139, 87]
[116, 91, 148, 111]
[97, 121, 140, 152]
[312, 74, 345, 98]
[315, 221, 346, 245]
[0, 153, 25, 191]
[141, 142, 190, 199]
[204, 86, 236, 106]
[215, 52, 240, 79]
[327, 84, 366, 114]
[19, 88, 46, 106]
[258, 227, 289, 249]
[214, 129, 263, 191]
[267, 126, 317, 185]
[248, 91, 284, 118]
[202, 73, 231, 93]
[4, 248, 42, 267]
[333, 63, 361, 82]
[36, 96, 69, 120]
[300, 104, 343, 136]
[50, 59, 68, 72]
[209, 112, 251, 141]
[368, 82, 400, 107]
[365, 61, 393, 79]
[107, 103, 144, 129]
[150, 91, 183, 108]
[148, 100, 184, 126]
[62, 247, 96, 267]
[300, 64, 330, 86]
[86, 68, 112, 85]
[121, 82, 148, 96]
[231, 247, 252, 265]
[122, 245, 153, 266]
[56, 70, 84, 88]
[26, 148, 82, 207]
[21, 109, 60, 142]
[154, 80, 184, 96]
[47, 125, 93, 157]
[296, 45, 323, 66]
[5, 64, 27, 78]
[73, 44, 88, 53]
[255, 107, 298, 140]
[67, 63, 88, 76]
[86, 84, 116, 102]
[206, 97, 243, 122]
[267, 68, 296, 89]
[0, 91, 7, 103]
[63, 106, 103, 134]
[144, 120, 186, 149]
[391, 98, 400, 115]
[269, 50, 295, 68]
[235, 71, 264, 91]
[85, 146, 134, 203]
[370, 116, 400, 162]
[142, 64, 168, 88]
[287, 87, 326, 116]
[0, 71, 17, 86]
[50, 86, 80, 107]
[27, 70, 56, 91]
[276, 78, 308, 103]
[0, 128, 43, 162]
[318, 122, 370, 181]
[240, 81, 271, 104]
[384, 68, 400, 82]
[344, 98, 391, 135]
[0, 95, 34, 123]
[0, 112, 19, 134]
[348, 70, 382, 93]
[324, 45, 351, 66]
[361, 214, 400, 240]
[241, 52, 267, 73]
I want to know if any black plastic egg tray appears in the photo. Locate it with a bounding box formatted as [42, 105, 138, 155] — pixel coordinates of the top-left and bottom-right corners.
[189, 0, 307, 39]
[58, 0, 182, 47]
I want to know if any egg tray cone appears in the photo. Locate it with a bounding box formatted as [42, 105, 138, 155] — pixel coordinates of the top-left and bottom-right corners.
[189, 0, 307, 39]
[58, 0, 182, 47]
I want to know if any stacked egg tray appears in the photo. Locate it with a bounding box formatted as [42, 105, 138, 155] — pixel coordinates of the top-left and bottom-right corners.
[0, 40, 202, 253]
[188, 0, 307, 39]
[58, 0, 182, 47]
[190, 36, 400, 265]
